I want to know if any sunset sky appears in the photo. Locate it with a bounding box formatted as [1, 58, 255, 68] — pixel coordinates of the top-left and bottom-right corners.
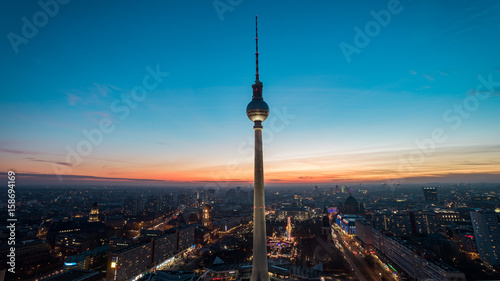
[1, 0, 499, 186]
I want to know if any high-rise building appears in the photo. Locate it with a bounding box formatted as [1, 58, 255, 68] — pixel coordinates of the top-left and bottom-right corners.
[246, 15, 270, 281]
[124, 197, 138, 217]
[236, 186, 242, 203]
[226, 188, 236, 203]
[409, 210, 438, 235]
[88, 202, 99, 222]
[177, 224, 196, 252]
[455, 231, 478, 257]
[106, 225, 196, 281]
[372, 211, 412, 237]
[144, 195, 160, 215]
[355, 219, 374, 246]
[202, 204, 212, 229]
[106, 242, 153, 281]
[422, 187, 438, 202]
[152, 231, 177, 265]
[470, 209, 500, 267]
[372, 228, 466, 281]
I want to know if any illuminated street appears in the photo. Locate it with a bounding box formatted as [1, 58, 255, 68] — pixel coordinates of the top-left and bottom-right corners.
[331, 224, 398, 281]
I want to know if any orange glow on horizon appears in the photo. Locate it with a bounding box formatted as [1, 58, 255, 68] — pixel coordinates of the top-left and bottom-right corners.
[2, 143, 499, 184]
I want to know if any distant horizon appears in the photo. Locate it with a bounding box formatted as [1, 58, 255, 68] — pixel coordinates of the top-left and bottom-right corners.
[1, 1, 499, 187]
[4, 171, 499, 188]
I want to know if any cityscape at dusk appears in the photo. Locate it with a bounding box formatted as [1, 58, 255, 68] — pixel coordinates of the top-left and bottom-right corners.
[1, 1, 500, 281]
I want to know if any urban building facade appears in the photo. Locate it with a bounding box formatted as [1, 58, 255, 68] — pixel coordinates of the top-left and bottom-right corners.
[153, 232, 177, 265]
[106, 241, 153, 281]
[275, 206, 310, 222]
[422, 187, 438, 202]
[372, 210, 412, 237]
[372, 228, 465, 281]
[470, 209, 500, 267]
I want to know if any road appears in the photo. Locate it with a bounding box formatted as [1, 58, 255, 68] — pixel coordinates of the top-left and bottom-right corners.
[133, 211, 180, 239]
[336, 228, 399, 281]
[332, 225, 390, 281]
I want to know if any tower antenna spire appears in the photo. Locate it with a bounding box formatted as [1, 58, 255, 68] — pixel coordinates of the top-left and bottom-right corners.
[255, 15, 259, 82]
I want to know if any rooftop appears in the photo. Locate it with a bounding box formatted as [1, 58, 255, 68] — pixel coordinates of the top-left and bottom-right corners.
[44, 269, 100, 281]
[65, 245, 109, 263]
[207, 262, 322, 279]
[112, 241, 150, 254]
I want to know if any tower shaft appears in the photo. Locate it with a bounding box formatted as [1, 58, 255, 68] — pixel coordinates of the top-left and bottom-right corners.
[251, 123, 269, 281]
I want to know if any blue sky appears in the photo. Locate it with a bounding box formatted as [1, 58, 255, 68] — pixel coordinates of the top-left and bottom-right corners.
[1, 0, 499, 186]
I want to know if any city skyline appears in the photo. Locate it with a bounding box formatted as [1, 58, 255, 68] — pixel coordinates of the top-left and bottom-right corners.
[1, 0, 500, 186]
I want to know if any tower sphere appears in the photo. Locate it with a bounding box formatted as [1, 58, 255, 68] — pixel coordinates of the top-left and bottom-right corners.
[246, 99, 269, 122]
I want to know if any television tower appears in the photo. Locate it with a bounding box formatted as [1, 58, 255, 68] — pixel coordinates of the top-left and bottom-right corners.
[246, 15, 270, 281]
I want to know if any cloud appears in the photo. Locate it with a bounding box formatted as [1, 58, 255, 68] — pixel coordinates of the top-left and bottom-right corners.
[88, 111, 110, 117]
[0, 172, 167, 183]
[93, 83, 115, 97]
[468, 87, 500, 97]
[192, 179, 249, 183]
[65, 83, 122, 107]
[262, 144, 500, 184]
[416, 85, 431, 90]
[25, 157, 74, 167]
[410, 70, 417, 75]
[423, 74, 435, 81]
[396, 172, 500, 184]
[0, 148, 43, 155]
[469, 3, 500, 21]
[66, 93, 82, 106]
[83, 111, 112, 124]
